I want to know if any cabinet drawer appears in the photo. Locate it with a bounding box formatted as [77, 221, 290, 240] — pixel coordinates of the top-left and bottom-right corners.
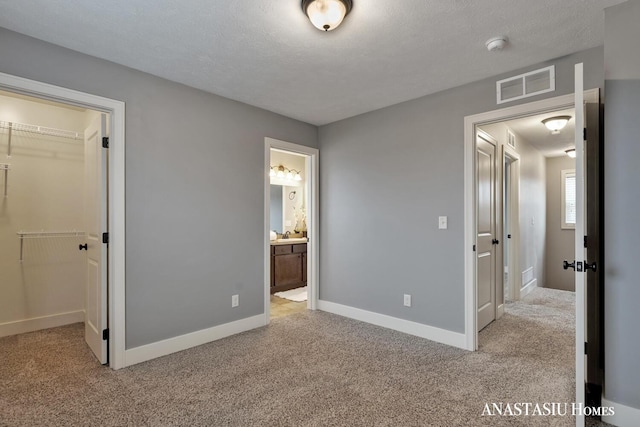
[274, 245, 292, 255]
[292, 243, 307, 254]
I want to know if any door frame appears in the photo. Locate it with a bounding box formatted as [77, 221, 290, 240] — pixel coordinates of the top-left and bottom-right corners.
[0, 71, 126, 369]
[264, 137, 319, 322]
[502, 144, 521, 303]
[463, 88, 599, 350]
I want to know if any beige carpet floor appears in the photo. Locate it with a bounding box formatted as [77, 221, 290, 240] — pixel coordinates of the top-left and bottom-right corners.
[1, 287, 608, 426]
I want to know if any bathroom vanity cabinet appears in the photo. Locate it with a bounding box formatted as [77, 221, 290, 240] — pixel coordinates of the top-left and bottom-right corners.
[271, 242, 307, 293]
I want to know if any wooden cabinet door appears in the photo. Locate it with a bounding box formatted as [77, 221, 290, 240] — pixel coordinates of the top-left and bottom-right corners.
[274, 253, 303, 287]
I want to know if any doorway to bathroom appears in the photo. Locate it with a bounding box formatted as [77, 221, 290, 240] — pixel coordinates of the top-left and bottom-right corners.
[264, 138, 319, 322]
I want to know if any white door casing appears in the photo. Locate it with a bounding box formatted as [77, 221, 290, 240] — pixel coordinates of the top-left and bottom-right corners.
[574, 63, 586, 427]
[502, 146, 521, 303]
[464, 85, 598, 354]
[264, 138, 319, 322]
[84, 113, 108, 364]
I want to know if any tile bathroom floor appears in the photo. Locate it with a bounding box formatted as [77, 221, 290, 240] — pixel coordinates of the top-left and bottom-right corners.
[270, 295, 307, 319]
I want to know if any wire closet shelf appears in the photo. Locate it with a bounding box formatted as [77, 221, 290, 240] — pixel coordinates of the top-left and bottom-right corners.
[0, 120, 83, 141]
[16, 230, 86, 262]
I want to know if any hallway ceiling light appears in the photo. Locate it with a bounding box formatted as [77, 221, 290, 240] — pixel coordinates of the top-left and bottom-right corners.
[565, 149, 576, 158]
[542, 115, 571, 134]
[302, 0, 352, 32]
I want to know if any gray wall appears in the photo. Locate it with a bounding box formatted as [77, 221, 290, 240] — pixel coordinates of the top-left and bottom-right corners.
[479, 123, 546, 293]
[544, 156, 576, 291]
[0, 28, 318, 348]
[318, 47, 604, 333]
[603, 1, 640, 410]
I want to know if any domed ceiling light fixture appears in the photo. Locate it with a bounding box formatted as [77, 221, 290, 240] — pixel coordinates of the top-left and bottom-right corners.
[565, 149, 576, 158]
[302, 0, 353, 32]
[542, 115, 571, 134]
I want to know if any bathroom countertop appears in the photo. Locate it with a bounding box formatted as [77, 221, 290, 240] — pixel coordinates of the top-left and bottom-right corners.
[270, 238, 308, 245]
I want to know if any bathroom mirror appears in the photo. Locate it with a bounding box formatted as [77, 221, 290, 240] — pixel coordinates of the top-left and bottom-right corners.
[270, 185, 283, 233]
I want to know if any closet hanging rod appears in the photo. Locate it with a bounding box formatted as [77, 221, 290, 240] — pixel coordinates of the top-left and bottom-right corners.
[16, 230, 86, 263]
[16, 230, 86, 239]
[0, 120, 83, 141]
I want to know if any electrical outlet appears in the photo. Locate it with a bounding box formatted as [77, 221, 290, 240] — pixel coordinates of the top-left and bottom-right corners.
[232, 294, 239, 308]
[403, 294, 411, 307]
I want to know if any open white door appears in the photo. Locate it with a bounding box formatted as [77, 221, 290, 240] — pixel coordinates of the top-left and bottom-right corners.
[84, 114, 108, 364]
[574, 63, 586, 427]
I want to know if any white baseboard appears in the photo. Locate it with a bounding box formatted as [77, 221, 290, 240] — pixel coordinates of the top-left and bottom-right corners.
[124, 314, 266, 367]
[496, 303, 505, 319]
[520, 278, 537, 298]
[317, 300, 467, 350]
[0, 310, 85, 338]
[602, 398, 640, 427]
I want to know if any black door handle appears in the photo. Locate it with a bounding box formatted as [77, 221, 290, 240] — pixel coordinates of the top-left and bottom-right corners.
[584, 261, 597, 272]
[79, 243, 88, 251]
[492, 239, 500, 245]
[563, 260, 575, 271]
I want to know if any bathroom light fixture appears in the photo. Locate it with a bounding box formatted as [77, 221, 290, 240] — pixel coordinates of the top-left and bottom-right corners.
[302, 0, 352, 32]
[565, 149, 576, 158]
[270, 165, 303, 182]
[542, 116, 571, 134]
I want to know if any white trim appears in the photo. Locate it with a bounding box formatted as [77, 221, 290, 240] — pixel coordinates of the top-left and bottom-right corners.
[574, 63, 586, 427]
[264, 137, 319, 323]
[503, 145, 521, 302]
[0, 71, 127, 369]
[464, 88, 599, 352]
[318, 300, 467, 350]
[0, 310, 85, 338]
[602, 398, 640, 427]
[124, 315, 264, 367]
[520, 278, 537, 298]
[496, 303, 504, 318]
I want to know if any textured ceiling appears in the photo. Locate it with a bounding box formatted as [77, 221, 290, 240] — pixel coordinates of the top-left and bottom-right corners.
[0, 0, 625, 125]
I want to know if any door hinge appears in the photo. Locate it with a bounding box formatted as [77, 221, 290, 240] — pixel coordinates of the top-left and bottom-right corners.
[583, 128, 587, 141]
[102, 232, 109, 244]
[584, 235, 588, 248]
[473, 244, 476, 252]
[102, 329, 109, 340]
[584, 342, 588, 355]
[102, 137, 109, 149]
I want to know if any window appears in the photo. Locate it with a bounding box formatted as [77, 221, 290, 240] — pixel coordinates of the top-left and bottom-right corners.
[562, 169, 576, 229]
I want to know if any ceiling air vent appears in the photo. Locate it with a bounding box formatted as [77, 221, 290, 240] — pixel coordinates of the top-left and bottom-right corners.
[496, 65, 555, 104]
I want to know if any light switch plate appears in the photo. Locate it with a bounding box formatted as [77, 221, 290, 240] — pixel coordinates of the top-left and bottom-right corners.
[439, 216, 448, 229]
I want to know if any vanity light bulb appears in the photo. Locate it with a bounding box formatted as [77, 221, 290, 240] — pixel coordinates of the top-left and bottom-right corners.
[287, 171, 293, 180]
[277, 170, 285, 178]
[294, 173, 302, 181]
[269, 168, 276, 177]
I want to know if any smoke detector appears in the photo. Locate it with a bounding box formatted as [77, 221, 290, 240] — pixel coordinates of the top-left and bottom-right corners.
[486, 36, 508, 52]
